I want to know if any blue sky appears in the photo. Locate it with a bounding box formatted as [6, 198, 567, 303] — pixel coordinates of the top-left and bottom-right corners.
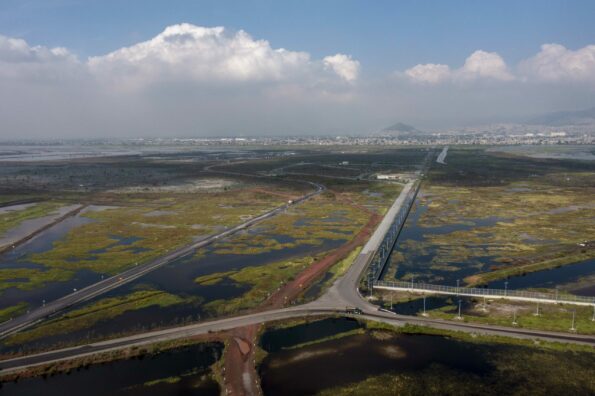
[1, 0, 594, 137]
[2, 0, 594, 72]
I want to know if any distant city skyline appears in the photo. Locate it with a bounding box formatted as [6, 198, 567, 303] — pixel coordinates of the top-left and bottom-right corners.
[1, 0, 594, 138]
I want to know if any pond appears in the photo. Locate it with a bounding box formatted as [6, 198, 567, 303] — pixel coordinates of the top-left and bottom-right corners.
[2, 231, 345, 353]
[0, 343, 222, 396]
[383, 195, 505, 285]
[0, 213, 99, 312]
[382, 192, 595, 293]
[259, 327, 493, 396]
[486, 258, 595, 296]
[258, 319, 595, 395]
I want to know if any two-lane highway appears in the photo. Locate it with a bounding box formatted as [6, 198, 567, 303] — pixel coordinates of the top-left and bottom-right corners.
[2, 153, 593, 377]
[0, 182, 324, 339]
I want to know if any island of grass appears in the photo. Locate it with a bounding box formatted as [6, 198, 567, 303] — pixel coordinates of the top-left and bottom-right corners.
[257, 317, 595, 396]
[375, 290, 595, 335]
[385, 147, 595, 288]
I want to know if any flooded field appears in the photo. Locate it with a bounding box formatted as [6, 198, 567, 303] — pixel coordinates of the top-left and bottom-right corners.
[383, 186, 595, 295]
[486, 258, 595, 294]
[0, 343, 222, 396]
[0, 212, 99, 314]
[0, 230, 345, 353]
[258, 319, 595, 396]
[382, 195, 502, 285]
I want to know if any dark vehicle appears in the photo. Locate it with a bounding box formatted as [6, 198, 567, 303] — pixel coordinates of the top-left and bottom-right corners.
[345, 306, 363, 315]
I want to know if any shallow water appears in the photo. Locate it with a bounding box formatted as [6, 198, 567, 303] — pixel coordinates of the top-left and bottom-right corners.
[486, 258, 595, 296]
[0, 343, 222, 396]
[5, 232, 345, 352]
[0, 214, 98, 311]
[384, 197, 504, 285]
[260, 330, 493, 396]
[383, 192, 595, 292]
[260, 317, 362, 352]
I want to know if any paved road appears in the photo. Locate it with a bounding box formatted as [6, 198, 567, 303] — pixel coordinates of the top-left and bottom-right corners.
[436, 146, 448, 164]
[1, 304, 593, 375]
[2, 164, 593, 375]
[0, 183, 324, 339]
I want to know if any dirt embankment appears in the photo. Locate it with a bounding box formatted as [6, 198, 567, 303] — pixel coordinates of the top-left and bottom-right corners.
[223, 193, 381, 395]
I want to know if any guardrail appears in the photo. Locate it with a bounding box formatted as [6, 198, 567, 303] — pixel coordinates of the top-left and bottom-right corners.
[365, 150, 436, 285]
[374, 280, 595, 306]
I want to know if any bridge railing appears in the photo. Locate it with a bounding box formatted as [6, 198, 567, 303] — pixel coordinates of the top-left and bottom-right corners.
[374, 280, 595, 305]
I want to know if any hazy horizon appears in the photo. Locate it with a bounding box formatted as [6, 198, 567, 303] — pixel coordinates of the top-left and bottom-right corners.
[1, 1, 595, 138]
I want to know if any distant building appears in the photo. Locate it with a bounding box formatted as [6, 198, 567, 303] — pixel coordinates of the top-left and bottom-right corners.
[376, 174, 401, 180]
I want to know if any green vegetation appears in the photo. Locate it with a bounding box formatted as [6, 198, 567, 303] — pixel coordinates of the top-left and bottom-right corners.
[387, 147, 595, 286]
[4, 289, 188, 346]
[31, 190, 284, 274]
[203, 255, 315, 315]
[317, 351, 595, 396]
[259, 318, 594, 395]
[209, 193, 370, 256]
[420, 297, 595, 335]
[144, 376, 182, 387]
[0, 302, 29, 323]
[0, 267, 75, 291]
[284, 328, 365, 350]
[0, 189, 287, 293]
[0, 201, 65, 236]
[194, 271, 236, 286]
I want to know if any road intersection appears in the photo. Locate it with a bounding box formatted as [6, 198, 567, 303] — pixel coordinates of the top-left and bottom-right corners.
[1, 155, 593, 376]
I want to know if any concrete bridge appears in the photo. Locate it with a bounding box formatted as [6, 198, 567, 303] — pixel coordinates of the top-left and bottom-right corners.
[374, 280, 595, 307]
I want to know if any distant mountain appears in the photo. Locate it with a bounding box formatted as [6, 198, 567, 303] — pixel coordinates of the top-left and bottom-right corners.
[375, 122, 424, 136]
[527, 107, 595, 126]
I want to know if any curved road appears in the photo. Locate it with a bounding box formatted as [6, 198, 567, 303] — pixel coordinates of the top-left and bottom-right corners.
[1, 304, 593, 374]
[0, 181, 324, 339]
[1, 168, 593, 375]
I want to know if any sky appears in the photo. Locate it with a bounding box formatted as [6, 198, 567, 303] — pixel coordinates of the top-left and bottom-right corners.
[1, 0, 594, 138]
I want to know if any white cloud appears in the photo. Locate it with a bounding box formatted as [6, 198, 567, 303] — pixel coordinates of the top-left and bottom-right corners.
[88, 24, 312, 88]
[88, 24, 362, 89]
[456, 50, 514, 81]
[323, 53, 360, 82]
[404, 63, 451, 84]
[520, 43, 595, 84]
[0, 34, 79, 81]
[404, 50, 513, 84]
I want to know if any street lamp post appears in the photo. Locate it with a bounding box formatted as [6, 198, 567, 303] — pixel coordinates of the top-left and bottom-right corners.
[504, 281, 508, 296]
[456, 279, 460, 295]
[457, 299, 462, 320]
[570, 310, 576, 332]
